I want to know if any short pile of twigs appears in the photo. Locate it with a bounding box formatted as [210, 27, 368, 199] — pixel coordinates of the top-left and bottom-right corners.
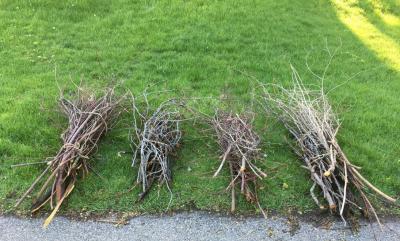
[131, 99, 182, 203]
[262, 66, 396, 224]
[15, 86, 121, 227]
[212, 111, 267, 217]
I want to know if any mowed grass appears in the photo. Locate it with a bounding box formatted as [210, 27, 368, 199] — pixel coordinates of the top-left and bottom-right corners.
[0, 0, 399, 216]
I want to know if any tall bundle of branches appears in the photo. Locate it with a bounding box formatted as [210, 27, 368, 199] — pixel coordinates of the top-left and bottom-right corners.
[15, 86, 122, 227]
[212, 111, 267, 217]
[262, 66, 396, 224]
[131, 99, 182, 203]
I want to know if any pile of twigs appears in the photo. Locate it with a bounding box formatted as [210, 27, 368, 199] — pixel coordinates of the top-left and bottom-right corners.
[262, 66, 396, 224]
[15, 86, 121, 227]
[212, 111, 267, 217]
[131, 98, 182, 203]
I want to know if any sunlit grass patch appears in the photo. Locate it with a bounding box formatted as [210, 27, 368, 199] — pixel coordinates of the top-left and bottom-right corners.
[332, 0, 400, 70]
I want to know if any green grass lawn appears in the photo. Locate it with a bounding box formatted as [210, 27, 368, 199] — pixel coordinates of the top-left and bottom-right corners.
[0, 0, 399, 217]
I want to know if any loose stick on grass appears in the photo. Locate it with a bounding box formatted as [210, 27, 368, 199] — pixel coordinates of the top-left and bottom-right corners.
[262, 65, 396, 225]
[15, 86, 122, 227]
[211, 111, 267, 217]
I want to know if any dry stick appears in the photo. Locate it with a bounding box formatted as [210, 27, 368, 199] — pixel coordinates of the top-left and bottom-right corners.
[262, 66, 396, 225]
[340, 159, 348, 219]
[14, 166, 51, 207]
[15, 86, 121, 228]
[352, 167, 396, 203]
[131, 99, 182, 202]
[43, 183, 75, 228]
[229, 160, 236, 212]
[338, 148, 396, 203]
[254, 182, 268, 218]
[36, 169, 57, 200]
[213, 145, 231, 177]
[10, 161, 49, 168]
[212, 111, 266, 217]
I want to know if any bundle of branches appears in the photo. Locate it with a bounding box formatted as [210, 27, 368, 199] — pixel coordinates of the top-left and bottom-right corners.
[212, 111, 267, 217]
[131, 99, 182, 203]
[15, 86, 122, 227]
[262, 66, 396, 225]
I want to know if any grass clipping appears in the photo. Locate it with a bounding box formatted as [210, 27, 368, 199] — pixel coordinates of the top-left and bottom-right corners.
[131, 99, 182, 203]
[262, 66, 396, 224]
[212, 111, 267, 217]
[15, 86, 121, 228]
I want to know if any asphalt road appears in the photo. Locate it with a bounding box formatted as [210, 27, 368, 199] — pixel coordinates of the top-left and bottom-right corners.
[1, 212, 399, 241]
